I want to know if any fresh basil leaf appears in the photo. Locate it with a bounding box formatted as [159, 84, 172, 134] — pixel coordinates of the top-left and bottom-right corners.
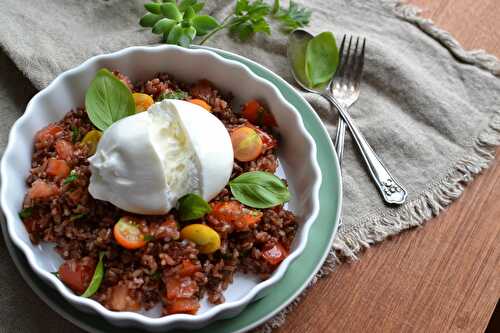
[305, 32, 339, 88]
[18, 207, 33, 220]
[152, 18, 176, 34]
[145, 2, 162, 14]
[192, 15, 220, 36]
[177, 193, 212, 221]
[183, 6, 196, 21]
[289, 31, 311, 87]
[85, 69, 135, 131]
[161, 3, 182, 21]
[81, 252, 105, 298]
[229, 171, 290, 208]
[158, 89, 188, 100]
[140, 13, 162, 27]
[63, 170, 78, 185]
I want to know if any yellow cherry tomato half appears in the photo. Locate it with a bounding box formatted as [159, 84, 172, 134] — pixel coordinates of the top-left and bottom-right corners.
[133, 93, 154, 113]
[113, 217, 146, 250]
[230, 126, 263, 162]
[188, 98, 212, 112]
[81, 129, 102, 155]
[180, 224, 221, 254]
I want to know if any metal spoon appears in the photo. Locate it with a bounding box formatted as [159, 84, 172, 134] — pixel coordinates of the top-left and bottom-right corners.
[287, 29, 407, 205]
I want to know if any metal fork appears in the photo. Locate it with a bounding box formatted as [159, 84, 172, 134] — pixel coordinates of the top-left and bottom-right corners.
[325, 36, 408, 204]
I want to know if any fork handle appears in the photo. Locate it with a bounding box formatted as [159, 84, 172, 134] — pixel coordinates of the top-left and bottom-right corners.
[322, 93, 408, 204]
[334, 114, 347, 164]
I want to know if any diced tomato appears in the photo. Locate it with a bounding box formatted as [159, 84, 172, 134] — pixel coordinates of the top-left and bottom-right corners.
[165, 276, 198, 300]
[106, 284, 141, 311]
[189, 79, 213, 101]
[262, 243, 288, 266]
[165, 297, 200, 315]
[179, 260, 200, 277]
[154, 219, 179, 240]
[188, 98, 212, 111]
[210, 201, 263, 230]
[35, 124, 63, 143]
[46, 159, 70, 179]
[242, 100, 277, 127]
[67, 188, 84, 205]
[58, 257, 96, 294]
[27, 180, 59, 200]
[55, 140, 74, 161]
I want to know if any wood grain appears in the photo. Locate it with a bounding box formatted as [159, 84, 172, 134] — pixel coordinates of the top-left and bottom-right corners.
[277, 1, 500, 332]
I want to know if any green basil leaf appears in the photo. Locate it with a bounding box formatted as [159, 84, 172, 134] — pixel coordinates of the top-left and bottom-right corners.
[152, 18, 176, 34]
[305, 32, 339, 88]
[81, 252, 105, 298]
[192, 15, 220, 36]
[183, 6, 196, 21]
[229, 171, 290, 208]
[161, 3, 182, 21]
[144, 2, 162, 14]
[84, 68, 135, 131]
[19, 207, 33, 220]
[139, 13, 162, 27]
[177, 193, 212, 221]
[288, 31, 311, 87]
[167, 24, 183, 44]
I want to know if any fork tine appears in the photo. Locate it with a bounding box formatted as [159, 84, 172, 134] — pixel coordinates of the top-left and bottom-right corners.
[336, 36, 353, 81]
[346, 37, 360, 82]
[352, 38, 366, 87]
[338, 35, 346, 66]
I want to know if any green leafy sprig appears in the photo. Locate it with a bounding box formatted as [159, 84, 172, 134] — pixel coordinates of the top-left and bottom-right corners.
[140, 0, 311, 46]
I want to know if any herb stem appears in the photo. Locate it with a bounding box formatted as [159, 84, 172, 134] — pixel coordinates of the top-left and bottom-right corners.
[198, 14, 234, 45]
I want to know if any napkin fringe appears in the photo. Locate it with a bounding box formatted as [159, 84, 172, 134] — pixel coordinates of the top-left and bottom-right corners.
[256, 1, 500, 331]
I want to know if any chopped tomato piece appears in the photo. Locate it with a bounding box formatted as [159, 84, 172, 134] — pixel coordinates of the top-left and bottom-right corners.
[165, 297, 200, 315]
[55, 140, 74, 161]
[46, 159, 70, 179]
[67, 188, 84, 204]
[210, 201, 263, 230]
[154, 219, 179, 240]
[35, 124, 63, 142]
[179, 260, 200, 277]
[188, 98, 212, 111]
[113, 217, 147, 250]
[106, 284, 141, 311]
[58, 257, 96, 294]
[165, 276, 198, 300]
[262, 243, 288, 266]
[242, 100, 277, 127]
[27, 180, 59, 200]
[230, 126, 263, 162]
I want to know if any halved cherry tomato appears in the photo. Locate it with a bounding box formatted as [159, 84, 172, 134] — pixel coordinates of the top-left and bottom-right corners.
[262, 243, 288, 266]
[35, 124, 63, 143]
[81, 130, 102, 155]
[230, 126, 263, 162]
[210, 201, 263, 230]
[242, 100, 277, 127]
[55, 140, 74, 161]
[27, 179, 59, 200]
[133, 93, 154, 113]
[58, 257, 96, 294]
[113, 217, 146, 250]
[244, 123, 277, 151]
[180, 224, 221, 254]
[188, 98, 212, 112]
[165, 297, 200, 315]
[46, 159, 70, 178]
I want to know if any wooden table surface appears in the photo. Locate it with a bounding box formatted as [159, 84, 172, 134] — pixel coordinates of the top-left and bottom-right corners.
[277, 1, 500, 332]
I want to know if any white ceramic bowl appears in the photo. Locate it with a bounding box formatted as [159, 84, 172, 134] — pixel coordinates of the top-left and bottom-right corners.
[0, 45, 321, 331]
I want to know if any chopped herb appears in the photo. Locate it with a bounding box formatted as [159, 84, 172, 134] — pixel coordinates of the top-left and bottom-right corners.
[70, 213, 86, 221]
[18, 207, 33, 220]
[158, 89, 189, 101]
[63, 170, 78, 185]
[150, 271, 161, 280]
[71, 127, 80, 143]
[272, 0, 312, 32]
[81, 252, 105, 298]
[144, 234, 155, 242]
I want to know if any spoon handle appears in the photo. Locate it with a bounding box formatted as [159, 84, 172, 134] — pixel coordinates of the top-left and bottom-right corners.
[322, 93, 408, 204]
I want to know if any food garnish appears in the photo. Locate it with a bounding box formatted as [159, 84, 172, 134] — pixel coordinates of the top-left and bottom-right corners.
[177, 193, 212, 221]
[229, 171, 290, 208]
[114, 217, 147, 250]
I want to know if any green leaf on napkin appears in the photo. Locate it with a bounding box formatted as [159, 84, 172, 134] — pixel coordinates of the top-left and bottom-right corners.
[305, 32, 339, 88]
